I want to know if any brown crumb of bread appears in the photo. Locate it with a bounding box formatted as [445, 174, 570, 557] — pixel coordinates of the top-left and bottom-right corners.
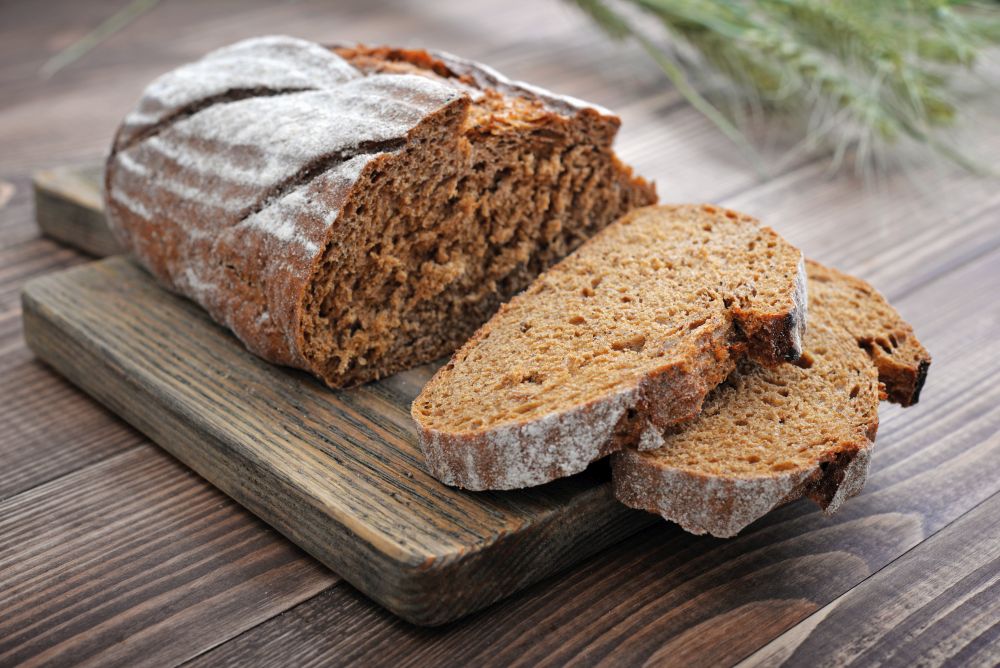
[612, 260, 931, 537]
[412, 204, 807, 490]
[298, 46, 656, 386]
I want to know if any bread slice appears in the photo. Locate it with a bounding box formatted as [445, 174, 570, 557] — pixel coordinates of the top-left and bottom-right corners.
[412, 204, 808, 490]
[612, 261, 930, 537]
[104, 36, 655, 388]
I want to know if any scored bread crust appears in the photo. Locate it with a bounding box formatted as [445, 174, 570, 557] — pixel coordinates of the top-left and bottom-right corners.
[104, 36, 655, 387]
[414, 205, 808, 490]
[612, 261, 931, 537]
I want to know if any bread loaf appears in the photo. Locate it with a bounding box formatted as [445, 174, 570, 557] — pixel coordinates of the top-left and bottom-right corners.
[412, 204, 807, 490]
[104, 36, 656, 387]
[612, 261, 930, 537]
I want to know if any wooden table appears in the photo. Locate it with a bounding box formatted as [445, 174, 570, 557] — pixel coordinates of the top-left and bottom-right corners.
[2, 1, 998, 665]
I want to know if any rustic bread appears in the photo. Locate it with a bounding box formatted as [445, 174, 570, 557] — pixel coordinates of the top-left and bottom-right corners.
[104, 36, 656, 387]
[412, 204, 808, 490]
[612, 261, 930, 537]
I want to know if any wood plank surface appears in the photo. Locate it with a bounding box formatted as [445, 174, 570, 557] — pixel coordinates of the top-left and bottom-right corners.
[727, 154, 1000, 301]
[180, 246, 1000, 667]
[0, 354, 144, 500]
[34, 165, 114, 257]
[738, 491, 1000, 667]
[3, 0, 999, 665]
[0, 238, 144, 501]
[0, 239, 84, 365]
[0, 445, 336, 668]
[0, 171, 43, 249]
[22, 257, 654, 626]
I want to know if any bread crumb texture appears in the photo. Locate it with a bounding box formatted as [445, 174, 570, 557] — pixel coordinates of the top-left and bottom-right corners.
[413, 204, 807, 490]
[612, 261, 931, 537]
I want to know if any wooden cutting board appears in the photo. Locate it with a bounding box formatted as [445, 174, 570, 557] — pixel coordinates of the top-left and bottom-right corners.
[24, 165, 654, 626]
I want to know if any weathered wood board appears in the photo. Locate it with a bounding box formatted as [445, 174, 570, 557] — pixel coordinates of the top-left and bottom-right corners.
[23, 166, 654, 626]
[34, 164, 120, 257]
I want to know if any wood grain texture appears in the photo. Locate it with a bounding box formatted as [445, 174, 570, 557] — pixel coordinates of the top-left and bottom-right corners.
[727, 159, 1000, 302]
[4, 0, 999, 663]
[738, 491, 1000, 667]
[0, 355, 144, 500]
[34, 164, 117, 257]
[0, 238, 86, 364]
[184, 246, 1000, 667]
[22, 257, 654, 625]
[0, 445, 336, 667]
[0, 237, 142, 500]
[0, 172, 41, 248]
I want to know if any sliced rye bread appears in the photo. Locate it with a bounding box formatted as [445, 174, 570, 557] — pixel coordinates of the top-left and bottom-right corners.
[411, 204, 808, 490]
[104, 36, 655, 388]
[612, 261, 931, 537]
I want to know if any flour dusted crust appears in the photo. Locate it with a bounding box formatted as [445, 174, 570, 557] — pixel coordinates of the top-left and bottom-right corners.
[421, 385, 635, 489]
[612, 262, 930, 537]
[614, 441, 874, 538]
[105, 36, 656, 386]
[414, 205, 809, 490]
[107, 37, 462, 370]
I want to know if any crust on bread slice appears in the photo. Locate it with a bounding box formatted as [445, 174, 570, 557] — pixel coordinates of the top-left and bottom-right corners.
[412, 204, 807, 490]
[612, 260, 931, 537]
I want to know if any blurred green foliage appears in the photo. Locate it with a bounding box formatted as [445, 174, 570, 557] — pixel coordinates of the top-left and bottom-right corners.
[573, 0, 1000, 174]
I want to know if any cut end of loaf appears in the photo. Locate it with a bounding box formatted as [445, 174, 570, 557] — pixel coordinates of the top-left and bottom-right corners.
[413, 204, 807, 490]
[298, 45, 656, 387]
[612, 261, 931, 537]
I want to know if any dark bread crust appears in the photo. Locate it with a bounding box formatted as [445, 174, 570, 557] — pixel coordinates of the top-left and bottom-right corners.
[612, 261, 931, 537]
[105, 36, 655, 387]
